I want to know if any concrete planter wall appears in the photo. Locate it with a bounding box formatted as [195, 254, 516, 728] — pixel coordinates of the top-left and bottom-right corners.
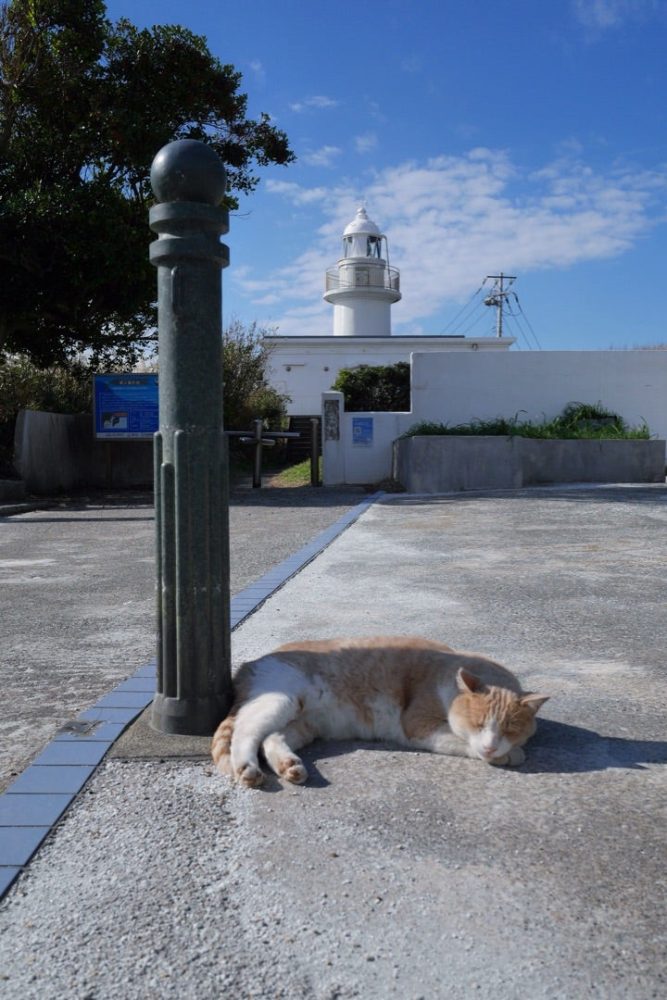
[393, 435, 666, 493]
[14, 410, 153, 495]
[0, 479, 26, 501]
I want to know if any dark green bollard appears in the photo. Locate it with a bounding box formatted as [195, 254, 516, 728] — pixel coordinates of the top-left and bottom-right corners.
[149, 139, 233, 735]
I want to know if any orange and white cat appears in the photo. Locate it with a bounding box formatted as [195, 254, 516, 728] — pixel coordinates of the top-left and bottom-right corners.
[211, 636, 548, 787]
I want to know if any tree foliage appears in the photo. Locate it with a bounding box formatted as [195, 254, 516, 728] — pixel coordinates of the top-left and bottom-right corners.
[0, 352, 92, 472]
[0, 0, 294, 367]
[0, 321, 288, 472]
[331, 362, 411, 411]
[222, 319, 288, 431]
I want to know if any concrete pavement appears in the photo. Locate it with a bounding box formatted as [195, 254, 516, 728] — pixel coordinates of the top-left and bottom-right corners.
[1, 485, 666, 999]
[0, 485, 367, 791]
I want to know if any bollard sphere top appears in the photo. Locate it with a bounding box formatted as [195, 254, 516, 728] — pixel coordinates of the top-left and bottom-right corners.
[150, 139, 227, 205]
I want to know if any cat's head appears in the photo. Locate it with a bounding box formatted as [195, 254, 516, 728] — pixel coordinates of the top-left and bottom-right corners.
[447, 668, 549, 762]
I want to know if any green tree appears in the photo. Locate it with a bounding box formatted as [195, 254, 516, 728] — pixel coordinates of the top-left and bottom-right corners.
[331, 362, 411, 411]
[222, 319, 288, 431]
[0, 0, 294, 367]
[0, 353, 92, 473]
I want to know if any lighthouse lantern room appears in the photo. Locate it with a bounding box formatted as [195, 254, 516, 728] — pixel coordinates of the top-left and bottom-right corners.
[324, 206, 401, 337]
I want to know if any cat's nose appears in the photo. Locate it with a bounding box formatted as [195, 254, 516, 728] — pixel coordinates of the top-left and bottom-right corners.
[482, 745, 497, 757]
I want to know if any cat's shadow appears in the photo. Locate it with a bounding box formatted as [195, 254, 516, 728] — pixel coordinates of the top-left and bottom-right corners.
[519, 718, 667, 775]
[257, 720, 666, 789]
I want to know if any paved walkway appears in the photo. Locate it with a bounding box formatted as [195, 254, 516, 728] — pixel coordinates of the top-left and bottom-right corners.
[0, 485, 366, 790]
[1, 485, 666, 999]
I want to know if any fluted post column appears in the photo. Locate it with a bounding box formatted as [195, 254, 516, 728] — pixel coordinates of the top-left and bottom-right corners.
[149, 139, 232, 735]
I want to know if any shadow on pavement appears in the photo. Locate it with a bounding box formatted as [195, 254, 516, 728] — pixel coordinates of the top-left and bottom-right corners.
[384, 485, 667, 507]
[524, 718, 667, 773]
[2, 485, 371, 523]
[250, 722, 667, 790]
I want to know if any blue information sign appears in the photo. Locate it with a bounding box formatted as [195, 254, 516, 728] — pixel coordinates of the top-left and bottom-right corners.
[352, 416, 373, 447]
[93, 374, 159, 439]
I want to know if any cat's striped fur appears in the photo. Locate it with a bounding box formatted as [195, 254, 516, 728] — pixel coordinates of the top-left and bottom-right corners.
[211, 636, 548, 787]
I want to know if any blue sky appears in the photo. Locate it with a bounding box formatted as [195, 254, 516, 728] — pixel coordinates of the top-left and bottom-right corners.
[108, 0, 667, 349]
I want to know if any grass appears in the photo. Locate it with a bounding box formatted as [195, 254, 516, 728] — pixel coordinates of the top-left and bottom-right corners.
[402, 402, 651, 441]
[266, 457, 321, 487]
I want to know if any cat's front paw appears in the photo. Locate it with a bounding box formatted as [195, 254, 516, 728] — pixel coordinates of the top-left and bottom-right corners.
[488, 746, 526, 767]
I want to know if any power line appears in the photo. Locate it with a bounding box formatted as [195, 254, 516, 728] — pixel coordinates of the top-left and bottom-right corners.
[459, 300, 492, 336]
[439, 280, 487, 334]
[512, 292, 542, 350]
[440, 274, 541, 348]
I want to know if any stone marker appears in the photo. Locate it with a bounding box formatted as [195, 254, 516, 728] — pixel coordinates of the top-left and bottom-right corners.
[149, 139, 233, 734]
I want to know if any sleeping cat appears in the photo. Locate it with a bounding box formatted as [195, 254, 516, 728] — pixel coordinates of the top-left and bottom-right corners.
[211, 636, 548, 787]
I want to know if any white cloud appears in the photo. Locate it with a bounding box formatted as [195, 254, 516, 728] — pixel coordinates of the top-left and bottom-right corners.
[245, 149, 667, 335]
[265, 180, 330, 204]
[365, 99, 387, 124]
[355, 132, 378, 154]
[572, 0, 657, 29]
[248, 59, 265, 84]
[302, 145, 343, 168]
[289, 95, 339, 113]
[400, 54, 422, 73]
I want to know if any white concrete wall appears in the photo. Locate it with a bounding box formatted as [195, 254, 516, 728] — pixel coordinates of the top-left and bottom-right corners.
[322, 393, 412, 485]
[411, 351, 667, 441]
[14, 409, 153, 494]
[269, 342, 398, 415]
[266, 336, 512, 416]
[340, 411, 412, 485]
[322, 350, 667, 486]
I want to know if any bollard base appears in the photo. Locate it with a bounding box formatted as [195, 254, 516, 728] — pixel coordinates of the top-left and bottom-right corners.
[150, 693, 230, 736]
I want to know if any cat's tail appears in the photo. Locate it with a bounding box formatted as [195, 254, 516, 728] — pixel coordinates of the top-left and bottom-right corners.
[211, 710, 236, 776]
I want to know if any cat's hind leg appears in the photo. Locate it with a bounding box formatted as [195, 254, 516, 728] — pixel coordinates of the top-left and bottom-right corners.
[262, 718, 316, 785]
[211, 711, 236, 777]
[231, 692, 301, 787]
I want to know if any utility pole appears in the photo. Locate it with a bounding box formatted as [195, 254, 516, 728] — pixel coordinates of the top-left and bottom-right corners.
[484, 273, 516, 338]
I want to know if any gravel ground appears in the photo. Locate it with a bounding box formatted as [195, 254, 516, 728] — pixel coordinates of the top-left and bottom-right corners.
[1, 486, 665, 999]
[0, 760, 316, 1000]
[0, 485, 365, 791]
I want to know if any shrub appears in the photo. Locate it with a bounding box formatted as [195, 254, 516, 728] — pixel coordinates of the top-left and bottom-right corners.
[0, 355, 93, 474]
[331, 362, 410, 411]
[402, 403, 650, 441]
[0, 355, 92, 424]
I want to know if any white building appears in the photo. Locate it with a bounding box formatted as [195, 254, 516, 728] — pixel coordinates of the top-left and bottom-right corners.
[265, 206, 514, 416]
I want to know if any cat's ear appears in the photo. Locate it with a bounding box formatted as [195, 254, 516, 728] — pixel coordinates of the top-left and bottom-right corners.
[456, 668, 483, 694]
[520, 693, 549, 715]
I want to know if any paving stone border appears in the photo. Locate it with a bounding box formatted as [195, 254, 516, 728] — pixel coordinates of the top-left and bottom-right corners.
[0, 492, 381, 899]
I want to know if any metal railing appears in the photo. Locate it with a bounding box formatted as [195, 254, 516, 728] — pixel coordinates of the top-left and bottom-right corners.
[325, 265, 400, 293]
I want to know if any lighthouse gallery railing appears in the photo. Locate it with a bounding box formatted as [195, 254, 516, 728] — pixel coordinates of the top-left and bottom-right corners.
[325, 265, 400, 293]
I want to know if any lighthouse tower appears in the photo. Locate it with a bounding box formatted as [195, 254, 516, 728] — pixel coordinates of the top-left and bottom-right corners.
[323, 207, 401, 337]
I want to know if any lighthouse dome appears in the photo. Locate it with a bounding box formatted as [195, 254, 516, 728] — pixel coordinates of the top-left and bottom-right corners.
[343, 206, 382, 238]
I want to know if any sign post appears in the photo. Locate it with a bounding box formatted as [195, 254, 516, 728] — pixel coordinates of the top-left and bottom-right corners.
[149, 139, 233, 735]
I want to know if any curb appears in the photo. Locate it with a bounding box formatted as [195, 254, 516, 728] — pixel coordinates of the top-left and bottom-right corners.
[0, 492, 382, 900]
[0, 502, 43, 518]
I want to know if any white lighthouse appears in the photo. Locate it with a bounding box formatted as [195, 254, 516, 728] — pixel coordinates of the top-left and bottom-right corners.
[264, 203, 515, 416]
[323, 207, 401, 337]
